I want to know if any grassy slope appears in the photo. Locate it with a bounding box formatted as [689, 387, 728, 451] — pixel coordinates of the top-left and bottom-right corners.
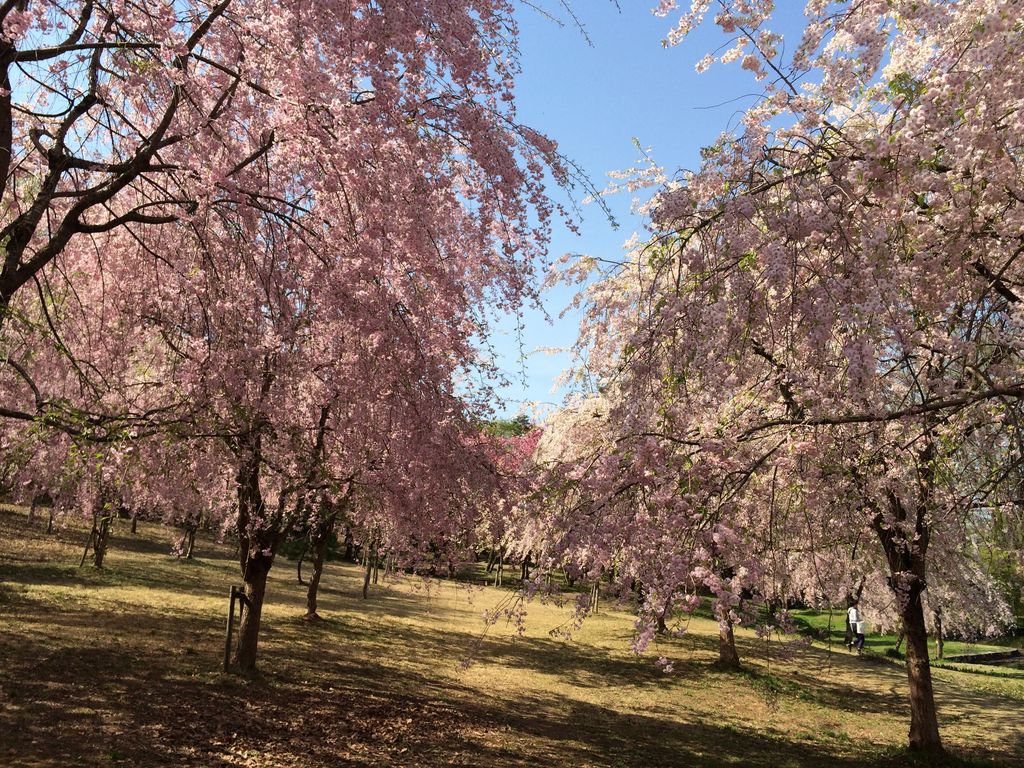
[0, 507, 1022, 768]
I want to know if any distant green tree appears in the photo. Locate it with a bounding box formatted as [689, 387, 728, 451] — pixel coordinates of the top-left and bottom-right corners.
[482, 415, 533, 437]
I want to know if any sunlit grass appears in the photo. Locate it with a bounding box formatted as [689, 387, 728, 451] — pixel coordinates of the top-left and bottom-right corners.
[0, 506, 1021, 767]
[789, 608, 1017, 659]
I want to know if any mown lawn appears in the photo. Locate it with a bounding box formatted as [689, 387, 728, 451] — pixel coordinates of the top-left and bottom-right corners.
[789, 608, 1019, 660]
[0, 506, 1022, 767]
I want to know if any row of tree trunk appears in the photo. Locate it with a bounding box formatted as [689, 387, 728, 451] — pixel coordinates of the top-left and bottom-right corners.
[59, 468, 945, 757]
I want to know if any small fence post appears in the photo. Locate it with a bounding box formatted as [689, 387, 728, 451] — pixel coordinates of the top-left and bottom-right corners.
[223, 585, 237, 672]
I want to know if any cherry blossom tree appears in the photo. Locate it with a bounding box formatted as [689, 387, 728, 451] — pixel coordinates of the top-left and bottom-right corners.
[0, 0, 577, 674]
[476, 425, 543, 585]
[0, 0, 233, 329]
[553, 0, 1023, 754]
[534, 392, 762, 668]
[0, 0, 572, 426]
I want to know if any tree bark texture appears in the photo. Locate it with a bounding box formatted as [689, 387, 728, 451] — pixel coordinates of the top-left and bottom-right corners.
[718, 614, 741, 669]
[92, 513, 111, 568]
[305, 518, 332, 619]
[870, 468, 943, 755]
[902, 591, 942, 752]
[233, 556, 270, 672]
[231, 422, 278, 672]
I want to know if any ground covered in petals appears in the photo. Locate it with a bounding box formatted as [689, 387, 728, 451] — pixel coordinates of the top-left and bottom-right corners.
[0, 507, 1021, 768]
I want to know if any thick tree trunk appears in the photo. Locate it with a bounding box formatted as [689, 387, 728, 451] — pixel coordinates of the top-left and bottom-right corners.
[184, 527, 196, 560]
[230, 417, 280, 674]
[708, 546, 740, 667]
[868, 457, 942, 755]
[902, 588, 943, 753]
[718, 614, 741, 669]
[657, 592, 673, 634]
[233, 558, 270, 672]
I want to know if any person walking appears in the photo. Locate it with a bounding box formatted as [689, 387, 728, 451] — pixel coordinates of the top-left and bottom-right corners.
[847, 603, 866, 653]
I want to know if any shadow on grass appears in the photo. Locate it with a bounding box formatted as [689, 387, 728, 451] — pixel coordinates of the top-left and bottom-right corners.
[1, 509, 1020, 768]
[0, 626, 878, 768]
[1, 594, 1018, 768]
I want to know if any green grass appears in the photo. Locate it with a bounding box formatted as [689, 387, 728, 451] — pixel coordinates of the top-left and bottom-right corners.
[0, 506, 1022, 767]
[789, 608, 1022, 661]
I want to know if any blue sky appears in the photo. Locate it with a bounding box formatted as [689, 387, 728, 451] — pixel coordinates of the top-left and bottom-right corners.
[489, 2, 783, 418]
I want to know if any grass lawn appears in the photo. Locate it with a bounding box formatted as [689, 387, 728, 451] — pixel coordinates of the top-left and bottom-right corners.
[1, 506, 1022, 767]
[788, 609, 1020, 660]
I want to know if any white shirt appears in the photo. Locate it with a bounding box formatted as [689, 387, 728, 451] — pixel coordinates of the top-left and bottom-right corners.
[848, 606, 860, 626]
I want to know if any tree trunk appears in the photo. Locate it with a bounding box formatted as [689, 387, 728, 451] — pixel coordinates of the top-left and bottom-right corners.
[867, 464, 943, 755]
[184, 527, 196, 560]
[233, 557, 271, 672]
[230, 417, 289, 674]
[79, 528, 95, 568]
[362, 546, 372, 599]
[81, 495, 113, 568]
[344, 527, 354, 560]
[657, 592, 672, 634]
[130, 512, 138, 535]
[305, 523, 330, 619]
[494, 548, 504, 587]
[933, 607, 943, 660]
[27, 498, 35, 524]
[297, 543, 308, 586]
[91, 513, 111, 568]
[46, 509, 54, 534]
[718, 614, 741, 669]
[902, 589, 943, 753]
